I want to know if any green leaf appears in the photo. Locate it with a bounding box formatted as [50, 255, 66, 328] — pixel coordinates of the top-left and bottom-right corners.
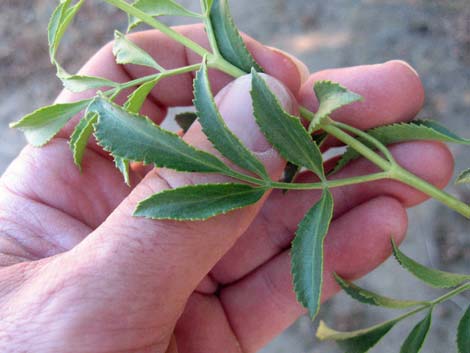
[114, 156, 131, 186]
[334, 273, 427, 309]
[209, 0, 263, 72]
[392, 239, 470, 288]
[457, 305, 470, 353]
[57, 64, 119, 93]
[134, 183, 266, 220]
[291, 189, 334, 320]
[48, 0, 84, 62]
[316, 319, 399, 353]
[69, 112, 97, 169]
[456, 169, 470, 185]
[10, 99, 91, 147]
[251, 70, 325, 178]
[400, 309, 433, 353]
[310, 81, 362, 131]
[333, 120, 470, 174]
[113, 31, 164, 71]
[89, 96, 231, 174]
[124, 77, 161, 114]
[194, 63, 268, 179]
[175, 112, 198, 133]
[48, 0, 70, 62]
[128, 0, 200, 31]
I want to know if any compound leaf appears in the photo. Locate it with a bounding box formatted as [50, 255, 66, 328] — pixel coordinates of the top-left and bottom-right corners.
[400, 309, 433, 353]
[175, 112, 198, 133]
[128, 0, 200, 31]
[310, 81, 362, 131]
[209, 0, 263, 72]
[49, 0, 84, 62]
[90, 96, 231, 174]
[291, 189, 334, 320]
[316, 319, 399, 353]
[457, 305, 470, 353]
[251, 70, 325, 178]
[10, 99, 91, 147]
[333, 120, 470, 174]
[57, 64, 119, 93]
[113, 31, 164, 71]
[124, 77, 161, 114]
[392, 239, 470, 288]
[456, 169, 470, 185]
[69, 111, 97, 169]
[194, 62, 268, 179]
[135, 183, 266, 220]
[334, 274, 427, 309]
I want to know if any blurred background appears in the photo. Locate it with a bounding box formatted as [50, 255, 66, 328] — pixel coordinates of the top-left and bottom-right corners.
[1, 0, 470, 352]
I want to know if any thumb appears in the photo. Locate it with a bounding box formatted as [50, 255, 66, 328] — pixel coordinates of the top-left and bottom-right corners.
[68, 74, 296, 318]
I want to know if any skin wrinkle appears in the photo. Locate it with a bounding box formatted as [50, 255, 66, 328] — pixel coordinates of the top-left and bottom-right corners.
[2, 140, 113, 229]
[217, 298, 246, 353]
[0, 185, 89, 263]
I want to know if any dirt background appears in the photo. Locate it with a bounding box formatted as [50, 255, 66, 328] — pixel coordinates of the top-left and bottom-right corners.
[1, 0, 470, 352]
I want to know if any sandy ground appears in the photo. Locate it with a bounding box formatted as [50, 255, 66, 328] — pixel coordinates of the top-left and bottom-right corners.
[1, 0, 470, 352]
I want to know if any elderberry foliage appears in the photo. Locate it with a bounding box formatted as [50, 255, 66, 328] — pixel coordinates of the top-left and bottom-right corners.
[10, 0, 470, 351]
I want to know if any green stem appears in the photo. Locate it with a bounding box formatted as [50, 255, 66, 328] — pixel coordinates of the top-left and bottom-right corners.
[353, 282, 470, 334]
[300, 106, 315, 122]
[106, 64, 202, 97]
[106, 0, 247, 78]
[201, 0, 221, 57]
[332, 120, 395, 163]
[223, 169, 389, 191]
[104, 0, 208, 58]
[323, 124, 392, 171]
[392, 167, 470, 218]
[432, 282, 470, 306]
[324, 123, 470, 219]
[270, 172, 389, 190]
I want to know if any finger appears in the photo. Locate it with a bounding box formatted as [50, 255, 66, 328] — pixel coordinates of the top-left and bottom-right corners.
[67, 75, 295, 328]
[219, 196, 408, 352]
[299, 60, 424, 134]
[211, 140, 453, 284]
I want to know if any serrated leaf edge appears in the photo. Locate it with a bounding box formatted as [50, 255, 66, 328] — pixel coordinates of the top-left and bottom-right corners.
[134, 183, 267, 221]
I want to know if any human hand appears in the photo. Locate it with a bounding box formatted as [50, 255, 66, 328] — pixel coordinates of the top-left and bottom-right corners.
[0, 25, 453, 353]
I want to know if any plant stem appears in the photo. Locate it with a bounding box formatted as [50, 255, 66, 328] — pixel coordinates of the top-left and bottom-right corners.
[432, 283, 470, 306]
[270, 172, 389, 190]
[323, 124, 392, 171]
[348, 282, 470, 334]
[332, 120, 395, 163]
[106, 64, 202, 97]
[323, 123, 470, 218]
[104, 0, 208, 58]
[200, 0, 221, 57]
[392, 167, 470, 218]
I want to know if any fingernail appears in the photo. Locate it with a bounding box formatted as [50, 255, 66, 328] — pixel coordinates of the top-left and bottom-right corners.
[386, 60, 420, 77]
[267, 46, 310, 85]
[215, 74, 296, 153]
